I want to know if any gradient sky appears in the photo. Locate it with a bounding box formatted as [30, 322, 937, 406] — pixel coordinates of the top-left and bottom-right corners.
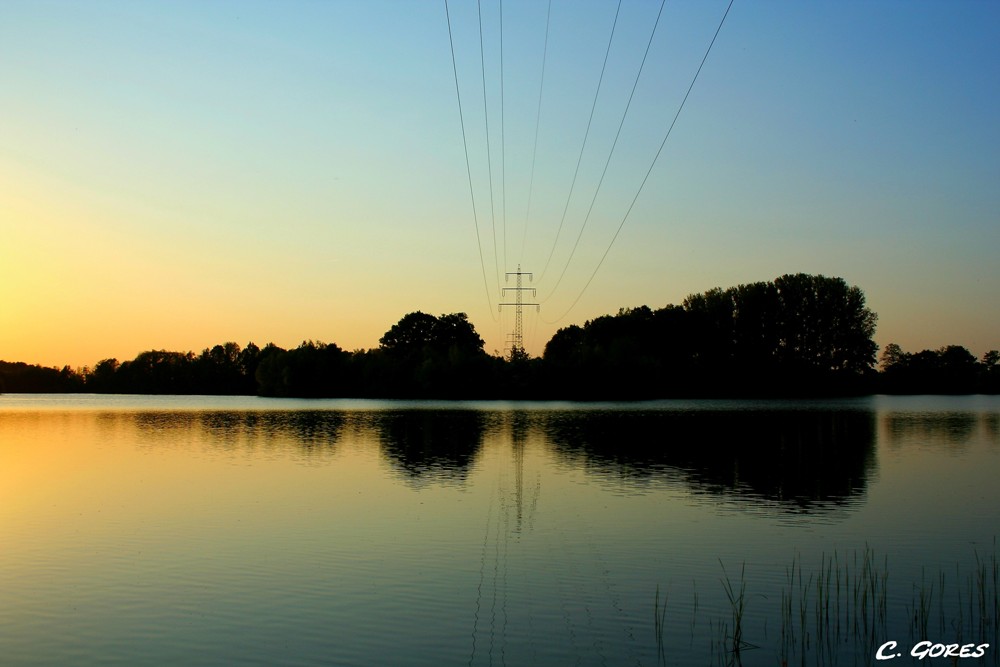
[2, 0, 998, 368]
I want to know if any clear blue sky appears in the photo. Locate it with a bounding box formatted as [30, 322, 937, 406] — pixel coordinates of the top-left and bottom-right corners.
[2, 1, 998, 367]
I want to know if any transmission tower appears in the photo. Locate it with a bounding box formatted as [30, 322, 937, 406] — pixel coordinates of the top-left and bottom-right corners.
[499, 265, 538, 359]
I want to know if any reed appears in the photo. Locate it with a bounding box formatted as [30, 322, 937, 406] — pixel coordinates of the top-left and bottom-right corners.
[783, 545, 996, 665]
[910, 566, 933, 638]
[654, 582, 668, 660]
[719, 559, 757, 661]
[691, 580, 699, 643]
[657, 543, 998, 666]
[972, 542, 999, 641]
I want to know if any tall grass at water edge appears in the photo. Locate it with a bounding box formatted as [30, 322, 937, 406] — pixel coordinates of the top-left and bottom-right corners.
[653, 543, 999, 666]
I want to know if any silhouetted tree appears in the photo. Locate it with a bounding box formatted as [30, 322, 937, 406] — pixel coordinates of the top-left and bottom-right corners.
[253, 343, 288, 396]
[237, 342, 261, 392]
[543, 324, 586, 363]
[377, 311, 489, 397]
[983, 350, 1000, 393]
[684, 286, 736, 365]
[0, 361, 85, 392]
[542, 324, 589, 397]
[117, 350, 196, 393]
[878, 343, 994, 394]
[36, 273, 1000, 399]
[195, 342, 247, 394]
[379, 312, 439, 357]
[87, 358, 121, 392]
[252, 341, 349, 397]
[544, 273, 877, 398]
[771, 273, 878, 375]
[879, 343, 906, 371]
[938, 345, 979, 391]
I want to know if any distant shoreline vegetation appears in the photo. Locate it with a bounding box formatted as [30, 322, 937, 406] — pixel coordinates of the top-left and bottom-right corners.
[3, 274, 997, 398]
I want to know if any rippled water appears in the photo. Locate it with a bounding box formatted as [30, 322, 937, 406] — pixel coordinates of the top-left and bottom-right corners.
[1, 394, 998, 666]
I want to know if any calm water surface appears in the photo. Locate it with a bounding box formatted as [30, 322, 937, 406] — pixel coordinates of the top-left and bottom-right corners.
[1, 394, 998, 666]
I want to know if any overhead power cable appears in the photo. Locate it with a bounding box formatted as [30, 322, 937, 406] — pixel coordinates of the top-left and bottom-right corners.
[537, 0, 623, 284]
[519, 0, 553, 268]
[500, 0, 507, 273]
[544, 0, 736, 324]
[444, 0, 497, 321]
[477, 0, 501, 292]
[541, 0, 668, 305]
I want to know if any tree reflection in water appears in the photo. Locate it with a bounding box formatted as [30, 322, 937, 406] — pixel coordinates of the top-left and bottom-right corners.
[542, 409, 877, 513]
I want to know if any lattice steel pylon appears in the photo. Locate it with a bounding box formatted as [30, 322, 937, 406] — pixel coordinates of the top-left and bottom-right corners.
[499, 265, 539, 359]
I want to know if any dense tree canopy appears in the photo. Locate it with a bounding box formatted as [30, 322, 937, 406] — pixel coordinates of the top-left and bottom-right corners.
[376, 311, 490, 397]
[0, 361, 83, 393]
[544, 274, 879, 397]
[680, 273, 878, 376]
[879, 343, 998, 394]
[3, 273, 994, 398]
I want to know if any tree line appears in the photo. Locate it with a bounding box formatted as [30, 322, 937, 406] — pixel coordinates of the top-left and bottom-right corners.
[2, 274, 996, 398]
[878, 343, 999, 394]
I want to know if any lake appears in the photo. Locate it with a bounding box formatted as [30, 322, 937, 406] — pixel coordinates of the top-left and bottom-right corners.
[1, 394, 998, 666]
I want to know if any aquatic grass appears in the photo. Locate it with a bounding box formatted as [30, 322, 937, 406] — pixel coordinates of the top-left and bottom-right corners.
[655, 543, 999, 666]
[905, 543, 1000, 649]
[691, 579, 699, 643]
[972, 542, 1000, 642]
[719, 559, 758, 661]
[812, 546, 990, 665]
[938, 568, 946, 635]
[654, 583, 668, 663]
[780, 558, 794, 663]
[910, 566, 934, 639]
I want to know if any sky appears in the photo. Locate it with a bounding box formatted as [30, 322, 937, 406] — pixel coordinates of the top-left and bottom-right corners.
[1, 0, 998, 369]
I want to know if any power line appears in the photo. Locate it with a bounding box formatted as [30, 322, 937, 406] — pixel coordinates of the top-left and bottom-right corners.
[477, 0, 501, 292]
[500, 0, 508, 274]
[519, 0, 552, 268]
[536, 0, 623, 284]
[540, 0, 668, 305]
[544, 0, 736, 324]
[444, 0, 497, 321]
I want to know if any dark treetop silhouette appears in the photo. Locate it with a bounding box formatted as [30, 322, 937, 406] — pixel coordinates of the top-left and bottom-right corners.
[2, 274, 996, 398]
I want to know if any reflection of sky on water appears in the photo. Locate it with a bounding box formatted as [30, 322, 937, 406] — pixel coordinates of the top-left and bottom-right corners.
[2, 395, 998, 666]
[16, 396, 991, 517]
